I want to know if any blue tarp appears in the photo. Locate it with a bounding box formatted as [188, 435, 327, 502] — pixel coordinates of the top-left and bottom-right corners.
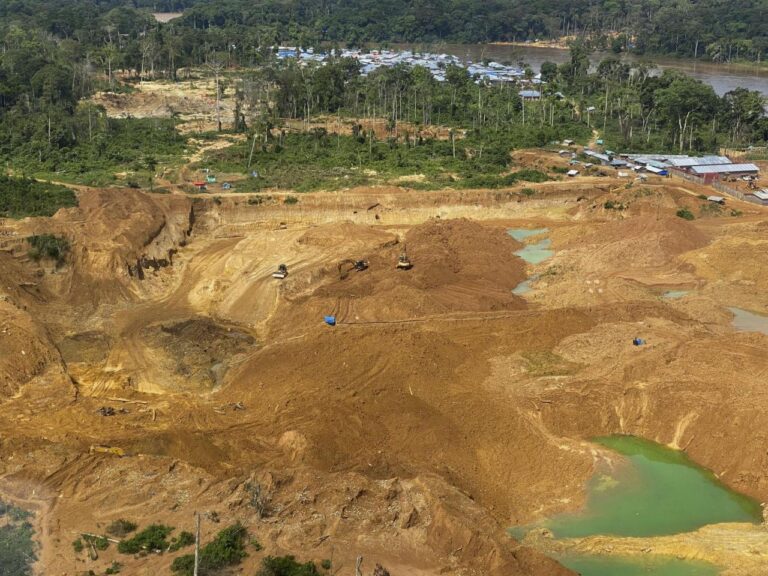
[324, 316, 337, 326]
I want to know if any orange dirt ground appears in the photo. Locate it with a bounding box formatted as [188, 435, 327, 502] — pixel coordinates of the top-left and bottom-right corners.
[2, 168, 768, 576]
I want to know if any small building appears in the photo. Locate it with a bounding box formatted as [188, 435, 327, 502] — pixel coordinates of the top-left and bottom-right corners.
[707, 195, 725, 205]
[748, 190, 768, 205]
[567, 169, 579, 177]
[519, 90, 542, 100]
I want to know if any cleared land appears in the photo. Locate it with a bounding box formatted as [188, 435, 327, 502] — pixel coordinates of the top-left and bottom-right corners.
[1, 83, 767, 576]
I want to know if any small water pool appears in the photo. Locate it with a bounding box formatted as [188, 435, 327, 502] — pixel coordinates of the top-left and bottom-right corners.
[513, 274, 539, 295]
[508, 227, 549, 241]
[558, 554, 719, 576]
[508, 228, 554, 265]
[543, 436, 761, 538]
[662, 290, 690, 300]
[728, 307, 768, 336]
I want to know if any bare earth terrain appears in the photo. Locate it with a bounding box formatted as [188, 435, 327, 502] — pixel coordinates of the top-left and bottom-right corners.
[2, 169, 768, 575]
[1, 81, 768, 574]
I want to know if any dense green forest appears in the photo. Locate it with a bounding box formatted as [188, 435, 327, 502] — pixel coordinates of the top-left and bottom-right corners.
[0, 0, 765, 61]
[0, 0, 765, 200]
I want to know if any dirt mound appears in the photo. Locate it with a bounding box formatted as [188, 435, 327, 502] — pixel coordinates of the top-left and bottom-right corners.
[279, 219, 527, 325]
[0, 301, 62, 398]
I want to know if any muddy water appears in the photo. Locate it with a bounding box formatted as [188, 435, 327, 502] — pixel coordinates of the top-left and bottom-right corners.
[729, 307, 768, 335]
[557, 554, 718, 576]
[508, 228, 554, 265]
[546, 436, 761, 538]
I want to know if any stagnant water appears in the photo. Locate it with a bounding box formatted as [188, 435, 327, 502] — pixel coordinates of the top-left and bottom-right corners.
[729, 307, 768, 336]
[662, 290, 690, 299]
[511, 436, 762, 575]
[508, 228, 554, 265]
[557, 554, 719, 576]
[546, 436, 761, 538]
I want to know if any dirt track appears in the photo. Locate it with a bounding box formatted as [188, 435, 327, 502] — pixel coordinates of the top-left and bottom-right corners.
[2, 170, 768, 575]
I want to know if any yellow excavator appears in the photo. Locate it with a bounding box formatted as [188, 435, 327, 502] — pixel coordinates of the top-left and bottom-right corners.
[89, 445, 126, 457]
[338, 259, 369, 279]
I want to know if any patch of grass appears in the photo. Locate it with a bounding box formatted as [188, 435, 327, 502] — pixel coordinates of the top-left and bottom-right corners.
[520, 350, 579, 377]
[676, 208, 695, 220]
[521, 187, 536, 196]
[105, 561, 122, 574]
[117, 524, 174, 554]
[197, 130, 559, 193]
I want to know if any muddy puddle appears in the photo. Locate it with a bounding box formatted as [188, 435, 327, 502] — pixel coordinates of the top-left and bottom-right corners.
[662, 290, 690, 299]
[513, 436, 761, 575]
[729, 307, 768, 335]
[508, 228, 554, 265]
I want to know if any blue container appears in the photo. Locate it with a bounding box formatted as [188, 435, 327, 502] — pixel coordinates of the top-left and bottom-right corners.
[324, 316, 337, 326]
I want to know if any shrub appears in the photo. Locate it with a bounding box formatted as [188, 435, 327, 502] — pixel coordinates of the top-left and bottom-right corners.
[257, 556, 321, 576]
[105, 561, 122, 574]
[82, 534, 110, 551]
[106, 520, 137, 538]
[284, 195, 299, 205]
[521, 188, 536, 196]
[169, 531, 195, 552]
[117, 524, 174, 554]
[676, 208, 695, 220]
[321, 559, 332, 570]
[171, 523, 248, 576]
[73, 538, 84, 553]
[27, 234, 70, 264]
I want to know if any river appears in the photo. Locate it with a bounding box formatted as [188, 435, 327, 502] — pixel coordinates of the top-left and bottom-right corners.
[397, 43, 768, 97]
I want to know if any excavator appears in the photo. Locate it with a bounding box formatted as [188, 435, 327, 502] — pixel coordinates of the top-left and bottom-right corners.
[272, 264, 288, 279]
[396, 246, 412, 270]
[338, 259, 369, 279]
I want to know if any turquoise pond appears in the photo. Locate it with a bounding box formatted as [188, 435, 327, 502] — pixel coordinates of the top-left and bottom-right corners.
[511, 436, 762, 576]
[729, 307, 768, 336]
[508, 228, 554, 265]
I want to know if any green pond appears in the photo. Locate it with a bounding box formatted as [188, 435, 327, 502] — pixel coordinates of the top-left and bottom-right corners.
[543, 436, 761, 538]
[557, 554, 719, 576]
[511, 436, 762, 576]
[728, 307, 768, 336]
[508, 228, 554, 265]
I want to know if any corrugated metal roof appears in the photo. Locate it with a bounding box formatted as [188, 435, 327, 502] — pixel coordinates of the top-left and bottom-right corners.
[691, 163, 759, 174]
[667, 156, 731, 167]
[752, 191, 768, 200]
